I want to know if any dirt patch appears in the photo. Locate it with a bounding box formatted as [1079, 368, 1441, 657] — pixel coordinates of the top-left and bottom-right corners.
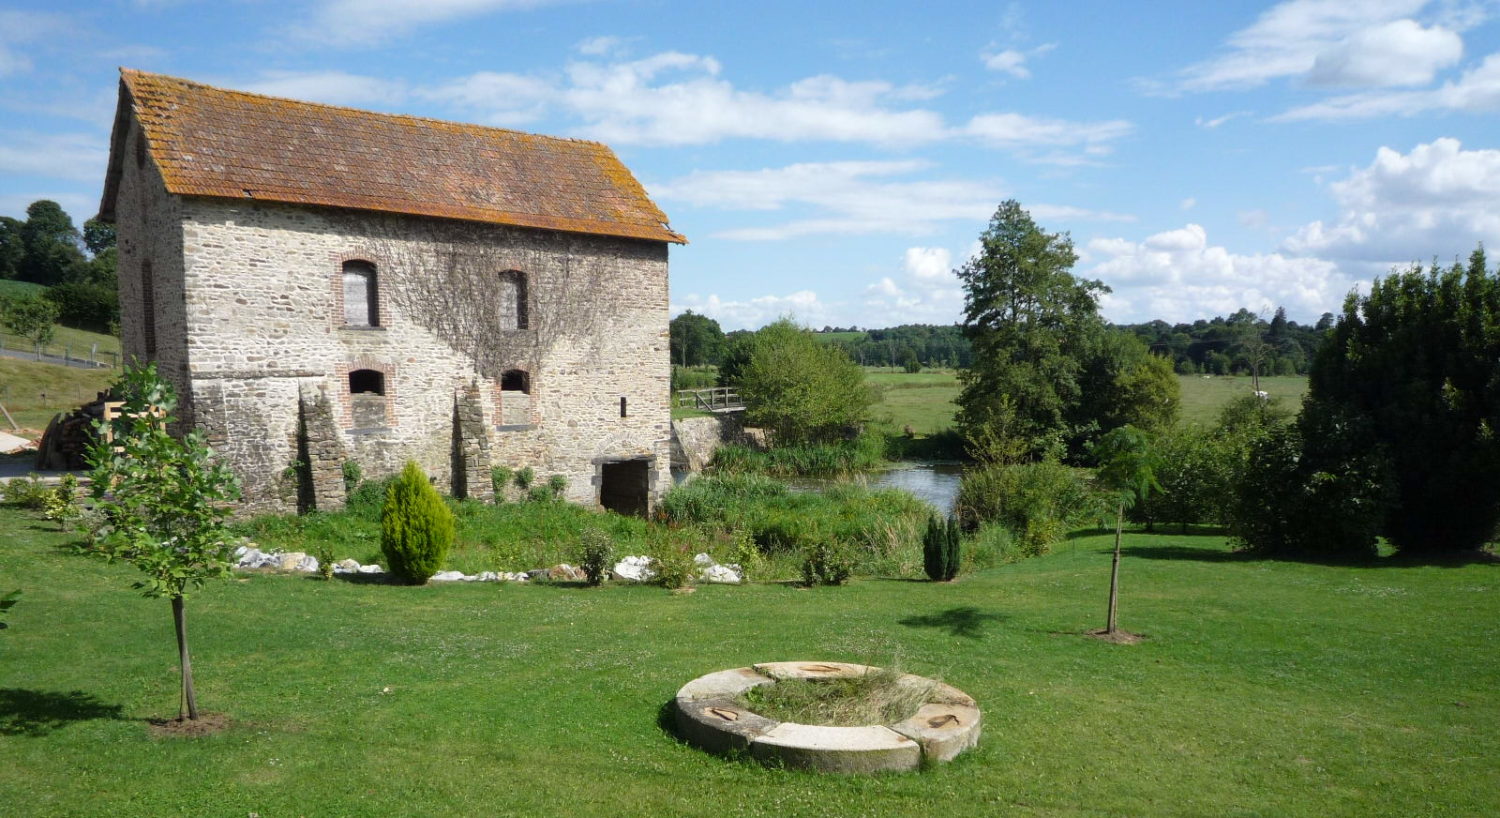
[148, 711, 232, 738]
[1087, 628, 1146, 645]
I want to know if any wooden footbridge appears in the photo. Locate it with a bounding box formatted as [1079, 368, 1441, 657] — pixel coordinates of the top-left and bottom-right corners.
[674, 387, 744, 413]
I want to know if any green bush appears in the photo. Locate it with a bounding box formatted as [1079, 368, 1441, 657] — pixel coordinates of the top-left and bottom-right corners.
[490, 466, 512, 501]
[922, 515, 961, 582]
[649, 540, 696, 590]
[513, 467, 536, 491]
[546, 474, 568, 500]
[576, 527, 613, 586]
[2, 475, 50, 509]
[341, 461, 362, 495]
[380, 462, 456, 585]
[1228, 422, 1386, 560]
[40, 474, 79, 531]
[956, 460, 1102, 556]
[801, 535, 854, 586]
[345, 475, 397, 520]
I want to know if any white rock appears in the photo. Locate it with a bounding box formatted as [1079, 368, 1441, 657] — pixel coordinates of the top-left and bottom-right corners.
[477, 571, 499, 582]
[277, 552, 309, 571]
[237, 547, 264, 567]
[358, 564, 384, 574]
[612, 555, 656, 582]
[693, 552, 714, 566]
[292, 555, 319, 573]
[336, 558, 360, 570]
[233, 545, 249, 559]
[430, 571, 466, 582]
[702, 563, 743, 584]
[460, 574, 479, 582]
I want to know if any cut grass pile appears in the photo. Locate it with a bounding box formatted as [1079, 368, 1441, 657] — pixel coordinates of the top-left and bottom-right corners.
[1, 503, 1495, 816]
[738, 666, 931, 727]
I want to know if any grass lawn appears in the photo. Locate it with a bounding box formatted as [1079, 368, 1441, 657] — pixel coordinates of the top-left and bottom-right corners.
[0, 357, 117, 433]
[1178, 374, 1309, 427]
[867, 369, 961, 437]
[2, 504, 1496, 816]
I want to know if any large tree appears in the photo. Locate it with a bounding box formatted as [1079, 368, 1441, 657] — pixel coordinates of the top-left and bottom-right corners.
[955, 201, 1111, 460]
[737, 319, 874, 446]
[0, 217, 23, 280]
[1300, 249, 1500, 555]
[19, 200, 86, 286]
[669, 309, 726, 366]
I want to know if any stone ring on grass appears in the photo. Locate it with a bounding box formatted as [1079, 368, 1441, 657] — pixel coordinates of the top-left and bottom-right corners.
[673, 662, 980, 773]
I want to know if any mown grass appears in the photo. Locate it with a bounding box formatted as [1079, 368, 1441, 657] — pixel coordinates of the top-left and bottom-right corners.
[0, 357, 116, 432]
[2, 504, 1496, 817]
[1178, 374, 1308, 427]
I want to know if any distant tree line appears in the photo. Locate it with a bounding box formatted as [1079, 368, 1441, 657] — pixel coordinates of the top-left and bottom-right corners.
[0, 200, 119, 334]
[1116, 307, 1330, 377]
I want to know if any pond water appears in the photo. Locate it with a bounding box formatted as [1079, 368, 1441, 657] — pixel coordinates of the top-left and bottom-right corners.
[674, 461, 966, 513]
[787, 462, 965, 514]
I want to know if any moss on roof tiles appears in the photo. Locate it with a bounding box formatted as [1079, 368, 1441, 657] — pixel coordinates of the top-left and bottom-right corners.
[118, 68, 684, 244]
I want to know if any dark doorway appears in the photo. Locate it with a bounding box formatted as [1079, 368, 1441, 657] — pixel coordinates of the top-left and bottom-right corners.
[600, 459, 651, 517]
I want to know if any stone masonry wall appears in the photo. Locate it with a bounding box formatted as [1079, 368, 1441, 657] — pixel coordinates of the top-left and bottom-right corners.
[112, 117, 194, 425]
[153, 194, 671, 515]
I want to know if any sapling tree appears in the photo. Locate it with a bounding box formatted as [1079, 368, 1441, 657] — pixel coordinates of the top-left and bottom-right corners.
[1089, 425, 1160, 637]
[86, 363, 242, 720]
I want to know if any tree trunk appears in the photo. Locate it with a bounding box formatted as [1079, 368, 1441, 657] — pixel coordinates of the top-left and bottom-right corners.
[172, 596, 199, 720]
[1106, 501, 1123, 634]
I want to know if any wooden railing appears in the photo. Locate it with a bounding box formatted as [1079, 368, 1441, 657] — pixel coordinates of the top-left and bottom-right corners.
[674, 387, 744, 412]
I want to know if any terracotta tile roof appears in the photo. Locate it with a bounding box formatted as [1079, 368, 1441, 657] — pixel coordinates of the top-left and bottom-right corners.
[102, 68, 684, 244]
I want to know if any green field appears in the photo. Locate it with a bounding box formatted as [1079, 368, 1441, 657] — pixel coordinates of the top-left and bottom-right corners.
[1178, 374, 1309, 427]
[867, 370, 1310, 440]
[0, 280, 47, 299]
[0, 358, 116, 432]
[2, 504, 1496, 816]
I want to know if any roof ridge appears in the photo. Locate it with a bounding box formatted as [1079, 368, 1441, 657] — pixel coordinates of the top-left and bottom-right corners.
[119, 67, 613, 151]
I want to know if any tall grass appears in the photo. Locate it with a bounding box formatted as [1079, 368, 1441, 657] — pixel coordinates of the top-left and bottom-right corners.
[660, 474, 932, 577]
[709, 433, 886, 477]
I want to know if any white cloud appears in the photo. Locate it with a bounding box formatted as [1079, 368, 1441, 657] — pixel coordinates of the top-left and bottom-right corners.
[424, 71, 554, 126]
[0, 10, 71, 77]
[650, 161, 1132, 241]
[294, 0, 569, 46]
[1275, 51, 1500, 119]
[1306, 19, 1463, 86]
[982, 49, 1030, 78]
[1086, 223, 1354, 323]
[556, 54, 950, 146]
[1171, 0, 1468, 92]
[0, 132, 108, 183]
[964, 112, 1132, 150]
[1194, 111, 1251, 128]
[981, 42, 1056, 79]
[576, 35, 630, 56]
[1239, 209, 1272, 228]
[428, 51, 1130, 156]
[903, 246, 953, 280]
[1181, 197, 1197, 210]
[242, 71, 408, 108]
[1283, 138, 1500, 262]
[671, 291, 832, 332]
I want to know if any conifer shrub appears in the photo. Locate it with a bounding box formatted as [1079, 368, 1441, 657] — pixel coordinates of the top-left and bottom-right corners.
[380, 462, 455, 585]
[922, 514, 961, 581]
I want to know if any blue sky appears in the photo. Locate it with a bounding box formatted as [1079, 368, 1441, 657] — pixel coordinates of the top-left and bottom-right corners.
[3, 0, 1498, 330]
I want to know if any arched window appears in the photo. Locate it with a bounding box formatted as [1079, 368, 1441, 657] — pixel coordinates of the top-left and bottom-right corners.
[349, 369, 385, 395]
[497, 270, 528, 330]
[343, 260, 379, 327]
[500, 369, 529, 394]
[349, 368, 387, 429]
[499, 368, 531, 426]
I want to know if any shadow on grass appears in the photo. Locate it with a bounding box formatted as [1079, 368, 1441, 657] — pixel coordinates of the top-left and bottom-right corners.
[0, 689, 130, 737]
[1121, 545, 1255, 563]
[898, 606, 1007, 639]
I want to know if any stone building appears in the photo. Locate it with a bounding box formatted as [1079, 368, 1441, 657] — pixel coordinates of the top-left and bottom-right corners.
[98, 69, 685, 514]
